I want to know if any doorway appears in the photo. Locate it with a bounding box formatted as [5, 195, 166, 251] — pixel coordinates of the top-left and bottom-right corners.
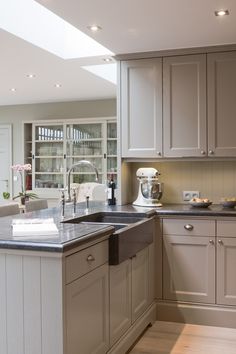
[0, 125, 12, 201]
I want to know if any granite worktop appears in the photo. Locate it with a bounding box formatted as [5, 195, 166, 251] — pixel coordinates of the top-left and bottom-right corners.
[0, 202, 154, 252]
[0, 201, 235, 252]
[153, 203, 236, 217]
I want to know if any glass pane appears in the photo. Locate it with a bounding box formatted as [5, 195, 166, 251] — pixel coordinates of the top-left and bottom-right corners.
[35, 158, 64, 173]
[35, 174, 64, 189]
[71, 174, 103, 184]
[67, 157, 103, 173]
[107, 122, 117, 139]
[35, 125, 63, 140]
[67, 124, 102, 140]
[107, 141, 117, 155]
[35, 142, 63, 156]
[66, 141, 102, 156]
[107, 157, 117, 173]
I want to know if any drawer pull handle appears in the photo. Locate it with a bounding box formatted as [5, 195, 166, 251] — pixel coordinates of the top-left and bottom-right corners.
[184, 224, 194, 231]
[87, 254, 95, 262]
[218, 239, 223, 245]
[209, 239, 214, 245]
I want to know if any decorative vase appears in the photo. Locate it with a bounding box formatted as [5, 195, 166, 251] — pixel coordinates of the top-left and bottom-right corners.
[20, 195, 29, 205]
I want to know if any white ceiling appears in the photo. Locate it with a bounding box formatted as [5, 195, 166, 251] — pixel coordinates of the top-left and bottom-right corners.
[1, 0, 236, 106]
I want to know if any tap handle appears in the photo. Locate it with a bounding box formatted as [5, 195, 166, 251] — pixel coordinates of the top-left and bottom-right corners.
[86, 196, 89, 209]
[72, 189, 76, 216]
[61, 190, 65, 219]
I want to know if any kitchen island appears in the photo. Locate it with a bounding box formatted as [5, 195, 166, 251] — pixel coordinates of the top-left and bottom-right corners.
[0, 202, 156, 354]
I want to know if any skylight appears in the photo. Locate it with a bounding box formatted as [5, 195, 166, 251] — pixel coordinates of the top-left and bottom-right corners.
[82, 64, 117, 85]
[0, 0, 114, 59]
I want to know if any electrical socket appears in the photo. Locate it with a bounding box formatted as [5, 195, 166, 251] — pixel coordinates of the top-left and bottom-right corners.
[183, 191, 200, 201]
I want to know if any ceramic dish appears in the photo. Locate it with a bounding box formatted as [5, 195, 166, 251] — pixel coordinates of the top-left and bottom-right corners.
[189, 201, 212, 208]
[220, 200, 236, 208]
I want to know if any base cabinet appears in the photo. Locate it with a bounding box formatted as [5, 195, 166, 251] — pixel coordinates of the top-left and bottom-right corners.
[110, 259, 132, 346]
[109, 244, 154, 347]
[162, 218, 236, 308]
[163, 234, 215, 303]
[66, 263, 109, 354]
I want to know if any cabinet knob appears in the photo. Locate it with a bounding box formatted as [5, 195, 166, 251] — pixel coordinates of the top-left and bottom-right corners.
[218, 239, 223, 245]
[201, 150, 206, 155]
[157, 151, 161, 156]
[87, 254, 95, 262]
[209, 239, 214, 245]
[209, 150, 214, 155]
[184, 224, 194, 231]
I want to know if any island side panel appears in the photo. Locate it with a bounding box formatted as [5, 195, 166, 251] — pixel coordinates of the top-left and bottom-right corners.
[23, 256, 42, 354]
[0, 254, 7, 353]
[41, 257, 64, 354]
[0, 251, 64, 354]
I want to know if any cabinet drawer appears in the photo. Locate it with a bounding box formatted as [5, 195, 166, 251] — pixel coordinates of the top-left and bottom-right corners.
[217, 220, 236, 237]
[66, 240, 108, 284]
[163, 219, 215, 236]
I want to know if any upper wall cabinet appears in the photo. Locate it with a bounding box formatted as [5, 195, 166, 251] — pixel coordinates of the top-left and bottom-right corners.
[163, 54, 207, 157]
[208, 51, 236, 157]
[121, 59, 162, 158]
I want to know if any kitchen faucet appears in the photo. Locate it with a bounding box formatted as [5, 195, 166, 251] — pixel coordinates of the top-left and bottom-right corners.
[66, 160, 99, 202]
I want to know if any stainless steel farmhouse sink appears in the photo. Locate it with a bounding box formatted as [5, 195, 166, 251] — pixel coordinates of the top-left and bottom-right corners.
[65, 212, 155, 265]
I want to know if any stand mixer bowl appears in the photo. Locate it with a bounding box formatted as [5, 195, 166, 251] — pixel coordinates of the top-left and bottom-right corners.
[141, 179, 163, 201]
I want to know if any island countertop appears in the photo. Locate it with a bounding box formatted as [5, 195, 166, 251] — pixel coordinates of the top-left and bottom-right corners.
[0, 202, 155, 252]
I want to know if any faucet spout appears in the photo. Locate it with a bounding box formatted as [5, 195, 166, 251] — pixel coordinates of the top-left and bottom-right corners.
[67, 160, 99, 202]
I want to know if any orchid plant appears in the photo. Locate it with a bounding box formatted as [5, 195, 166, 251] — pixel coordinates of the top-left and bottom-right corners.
[11, 164, 37, 201]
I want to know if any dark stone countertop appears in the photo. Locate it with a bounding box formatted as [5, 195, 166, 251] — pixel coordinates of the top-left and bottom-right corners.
[0, 202, 154, 253]
[152, 203, 236, 217]
[1, 201, 235, 253]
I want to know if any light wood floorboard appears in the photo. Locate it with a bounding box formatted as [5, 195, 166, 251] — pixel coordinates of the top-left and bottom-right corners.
[129, 321, 236, 354]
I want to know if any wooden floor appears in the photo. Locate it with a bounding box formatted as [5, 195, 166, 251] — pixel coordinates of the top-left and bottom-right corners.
[129, 321, 236, 354]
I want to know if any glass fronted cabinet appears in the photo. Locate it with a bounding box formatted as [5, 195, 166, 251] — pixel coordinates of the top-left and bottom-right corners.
[24, 118, 117, 198]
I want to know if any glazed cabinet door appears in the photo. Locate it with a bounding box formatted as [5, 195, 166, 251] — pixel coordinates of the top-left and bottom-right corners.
[66, 264, 109, 354]
[217, 237, 236, 306]
[131, 247, 150, 322]
[120, 58, 162, 158]
[109, 259, 132, 346]
[163, 235, 215, 303]
[163, 54, 207, 157]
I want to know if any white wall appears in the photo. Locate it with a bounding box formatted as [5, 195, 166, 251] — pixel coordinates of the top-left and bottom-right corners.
[0, 98, 116, 196]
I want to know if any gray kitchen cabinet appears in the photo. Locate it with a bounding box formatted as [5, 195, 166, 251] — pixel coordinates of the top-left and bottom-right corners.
[110, 259, 132, 346]
[131, 246, 150, 322]
[163, 219, 215, 304]
[208, 51, 236, 157]
[217, 220, 236, 306]
[163, 54, 207, 157]
[66, 263, 109, 354]
[120, 58, 162, 158]
[109, 244, 154, 346]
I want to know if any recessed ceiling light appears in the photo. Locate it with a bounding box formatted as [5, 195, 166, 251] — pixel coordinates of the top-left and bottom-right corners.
[215, 9, 229, 16]
[103, 58, 113, 63]
[87, 25, 102, 32]
[10, 88, 16, 92]
[27, 73, 36, 78]
[54, 83, 62, 88]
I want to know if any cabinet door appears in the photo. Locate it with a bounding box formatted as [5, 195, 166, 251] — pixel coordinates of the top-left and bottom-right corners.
[208, 51, 236, 157]
[163, 235, 215, 303]
[121, 58, 162, 158]
[131, 247, 149, 322]
[217, 237, 236, 306]
[163, 54, 207, 157]
[110, 259, 132, 346]
[66, 264, 109, 354]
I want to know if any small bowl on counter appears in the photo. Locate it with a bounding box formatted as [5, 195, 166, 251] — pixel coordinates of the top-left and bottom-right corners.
[220, 198, 236, 208]
[189, 198, 212, 208]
